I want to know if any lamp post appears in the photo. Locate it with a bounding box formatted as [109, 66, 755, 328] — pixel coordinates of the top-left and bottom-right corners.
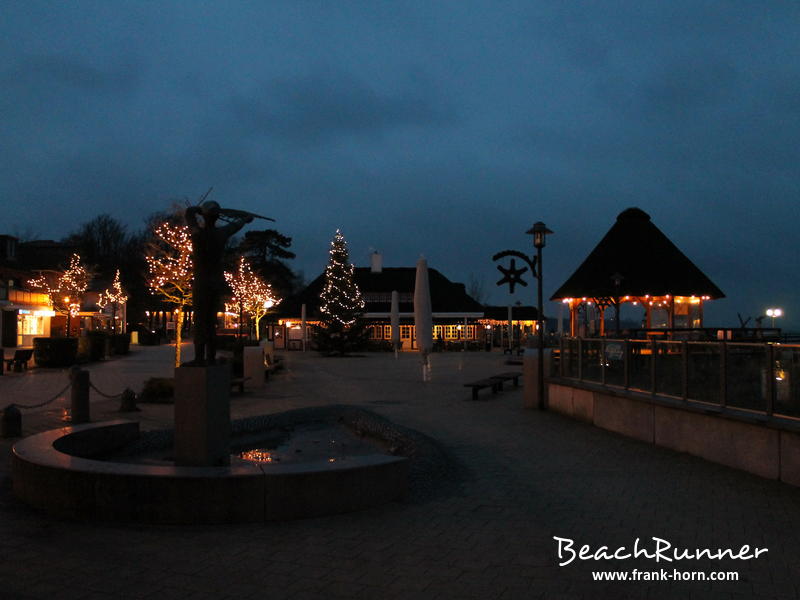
[492, 221, 553, 410]
[527, 222, 553, 410]
[766, 308, 783, 329]
[64, 296, 71, 337]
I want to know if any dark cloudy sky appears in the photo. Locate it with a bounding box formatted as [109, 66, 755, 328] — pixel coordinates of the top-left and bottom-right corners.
[2, 2, 799, 328]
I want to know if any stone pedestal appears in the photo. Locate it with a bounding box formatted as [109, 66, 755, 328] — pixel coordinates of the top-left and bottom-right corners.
[243, 346, 265, 390]
[174, 365, 231, 466]
[260, 340, 275, 364]
[523, 348, 552, 409]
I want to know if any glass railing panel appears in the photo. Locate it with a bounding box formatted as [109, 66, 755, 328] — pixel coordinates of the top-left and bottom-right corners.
[655, 341, 683, 398]
[580, 339, 604, 384]
[774, 345, 800, 418]
[686, 342, 720, 405]
[628, 340, 652, 392]
[726, 344, 768, 412]
[603, 339, 626, 387]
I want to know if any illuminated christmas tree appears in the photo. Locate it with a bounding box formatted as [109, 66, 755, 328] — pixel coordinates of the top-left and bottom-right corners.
[97, 269, 128, 334]
[225, 256, 280, 341]
[317, 230, 366, 354]
[29, 253, 92, 337]
[145, 221, 193, 366]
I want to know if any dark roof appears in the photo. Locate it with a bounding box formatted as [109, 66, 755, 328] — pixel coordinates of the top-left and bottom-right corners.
[279, 266, 484, 318]
[482, 305, 539, 320]
[551, 207, 725, 300]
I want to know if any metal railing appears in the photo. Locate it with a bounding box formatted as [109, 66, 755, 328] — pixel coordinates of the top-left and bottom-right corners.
[555, 337, 800, 420]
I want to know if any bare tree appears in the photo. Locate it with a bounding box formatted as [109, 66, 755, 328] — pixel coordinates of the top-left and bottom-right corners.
[467, 274, 488, 305]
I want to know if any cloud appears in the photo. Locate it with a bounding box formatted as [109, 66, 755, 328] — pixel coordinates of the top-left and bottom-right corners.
[641, 58, 739, 115]
[2, 53, 141, 94]
[229, 68, 454, 145]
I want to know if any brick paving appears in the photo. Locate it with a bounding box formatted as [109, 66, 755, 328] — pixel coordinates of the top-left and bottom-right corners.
[1, 344, 799, 599]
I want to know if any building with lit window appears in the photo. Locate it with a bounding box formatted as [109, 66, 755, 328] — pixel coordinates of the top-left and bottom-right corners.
[0, 239, 55, 347]
[275, 254, 486, 350]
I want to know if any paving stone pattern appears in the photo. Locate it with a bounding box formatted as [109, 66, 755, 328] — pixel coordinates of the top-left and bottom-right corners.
[1, 345, 799, 599]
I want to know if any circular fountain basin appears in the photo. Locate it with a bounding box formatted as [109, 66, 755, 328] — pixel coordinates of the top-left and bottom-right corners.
[11, 408, 411, 523]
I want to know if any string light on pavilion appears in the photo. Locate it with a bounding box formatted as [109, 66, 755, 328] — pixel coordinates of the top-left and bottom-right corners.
[551, 209, 724, 337]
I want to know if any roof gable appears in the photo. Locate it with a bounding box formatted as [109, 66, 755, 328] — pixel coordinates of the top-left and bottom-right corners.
[281, 266, 484, 316]
[551, 208, 725, 300]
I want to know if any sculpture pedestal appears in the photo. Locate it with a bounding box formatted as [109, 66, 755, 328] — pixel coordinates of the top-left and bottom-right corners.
[523, 348, 551, 409]
[175, 365, 231, 466]
[243, 346, 265, 390]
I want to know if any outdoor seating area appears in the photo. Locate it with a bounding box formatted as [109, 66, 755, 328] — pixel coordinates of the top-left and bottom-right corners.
[4, 348, 33, 372]
[464, 370, 522, 400]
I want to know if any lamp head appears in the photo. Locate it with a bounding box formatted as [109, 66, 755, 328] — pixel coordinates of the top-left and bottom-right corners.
[526, 221, 553, 249]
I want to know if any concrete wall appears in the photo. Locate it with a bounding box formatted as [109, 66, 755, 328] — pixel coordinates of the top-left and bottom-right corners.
[549, 382, 800, 487]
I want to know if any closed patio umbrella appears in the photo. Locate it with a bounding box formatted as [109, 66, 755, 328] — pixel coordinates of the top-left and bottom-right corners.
[390, 290, 400, 358]
[414, 257, 433, 380]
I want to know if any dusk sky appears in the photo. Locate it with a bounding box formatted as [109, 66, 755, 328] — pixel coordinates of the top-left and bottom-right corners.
[2, 2, 799, 328]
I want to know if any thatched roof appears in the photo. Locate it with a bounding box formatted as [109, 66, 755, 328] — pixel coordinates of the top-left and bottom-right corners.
[551, 207, 724, 300]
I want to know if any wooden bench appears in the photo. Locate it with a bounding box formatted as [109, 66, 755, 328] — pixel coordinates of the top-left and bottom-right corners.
[5, 349, 34, 372]
[503, 347, 525, 356]
[489, 371, 522, 390]
[264, 355, 284, 380]
[464, 378, 502, 401]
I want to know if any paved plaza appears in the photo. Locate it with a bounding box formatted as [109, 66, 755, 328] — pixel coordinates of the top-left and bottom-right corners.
[1, 344, 800, 599]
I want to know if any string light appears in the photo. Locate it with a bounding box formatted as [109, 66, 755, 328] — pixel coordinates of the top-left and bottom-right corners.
[145, 221, 193, 366]
[97, 269, 128, 334]
[28, 253, 91, 330]
[224, 256, 280, 340]
[319, 229, 365, 327]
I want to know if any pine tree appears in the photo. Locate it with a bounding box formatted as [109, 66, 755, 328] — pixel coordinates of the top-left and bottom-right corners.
[317, 230, 367, 354]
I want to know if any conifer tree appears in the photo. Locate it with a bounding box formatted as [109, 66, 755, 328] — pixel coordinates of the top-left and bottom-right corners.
[317, 230, 366, 354]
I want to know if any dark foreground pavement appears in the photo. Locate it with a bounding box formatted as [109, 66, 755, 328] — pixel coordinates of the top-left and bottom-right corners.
[1, 346, 799, 599]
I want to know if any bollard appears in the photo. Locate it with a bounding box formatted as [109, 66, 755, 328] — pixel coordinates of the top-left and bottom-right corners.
[119, 388, 140, 412]
[70, 367, 91, 424]
[1, 405, 21, 438]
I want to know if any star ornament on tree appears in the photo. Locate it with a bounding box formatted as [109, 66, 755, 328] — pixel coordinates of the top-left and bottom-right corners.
[496, 258, 529, 293]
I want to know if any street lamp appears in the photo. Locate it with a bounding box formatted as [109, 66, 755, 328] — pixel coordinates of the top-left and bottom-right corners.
[526, 221, 553, 410]
[766, 308, 783, 328]
[64, 296, 71, 337]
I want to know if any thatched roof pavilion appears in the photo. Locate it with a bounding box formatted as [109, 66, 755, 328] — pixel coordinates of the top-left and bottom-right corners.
[551, 207, 724, 336]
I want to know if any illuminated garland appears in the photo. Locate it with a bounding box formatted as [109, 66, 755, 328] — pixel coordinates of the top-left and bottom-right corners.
[145, 221, 193, 366]
[145, 222, 193, 305]
[224, 256, 280, 339]
[319, 229, 364, 327]
[97, 269, 128, 333]
[28, 253, 91, 319]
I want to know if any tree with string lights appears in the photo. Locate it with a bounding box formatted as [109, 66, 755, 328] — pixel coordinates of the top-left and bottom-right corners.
[97, 269, 128, 334]
[29, 253, 92, 337]
[225, 256, 280, 341]
[145, 221, 193, 366]
[316, 229, 367, 355]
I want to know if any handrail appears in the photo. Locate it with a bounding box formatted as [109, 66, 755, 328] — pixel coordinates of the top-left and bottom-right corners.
[554, 337, 800, 421]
